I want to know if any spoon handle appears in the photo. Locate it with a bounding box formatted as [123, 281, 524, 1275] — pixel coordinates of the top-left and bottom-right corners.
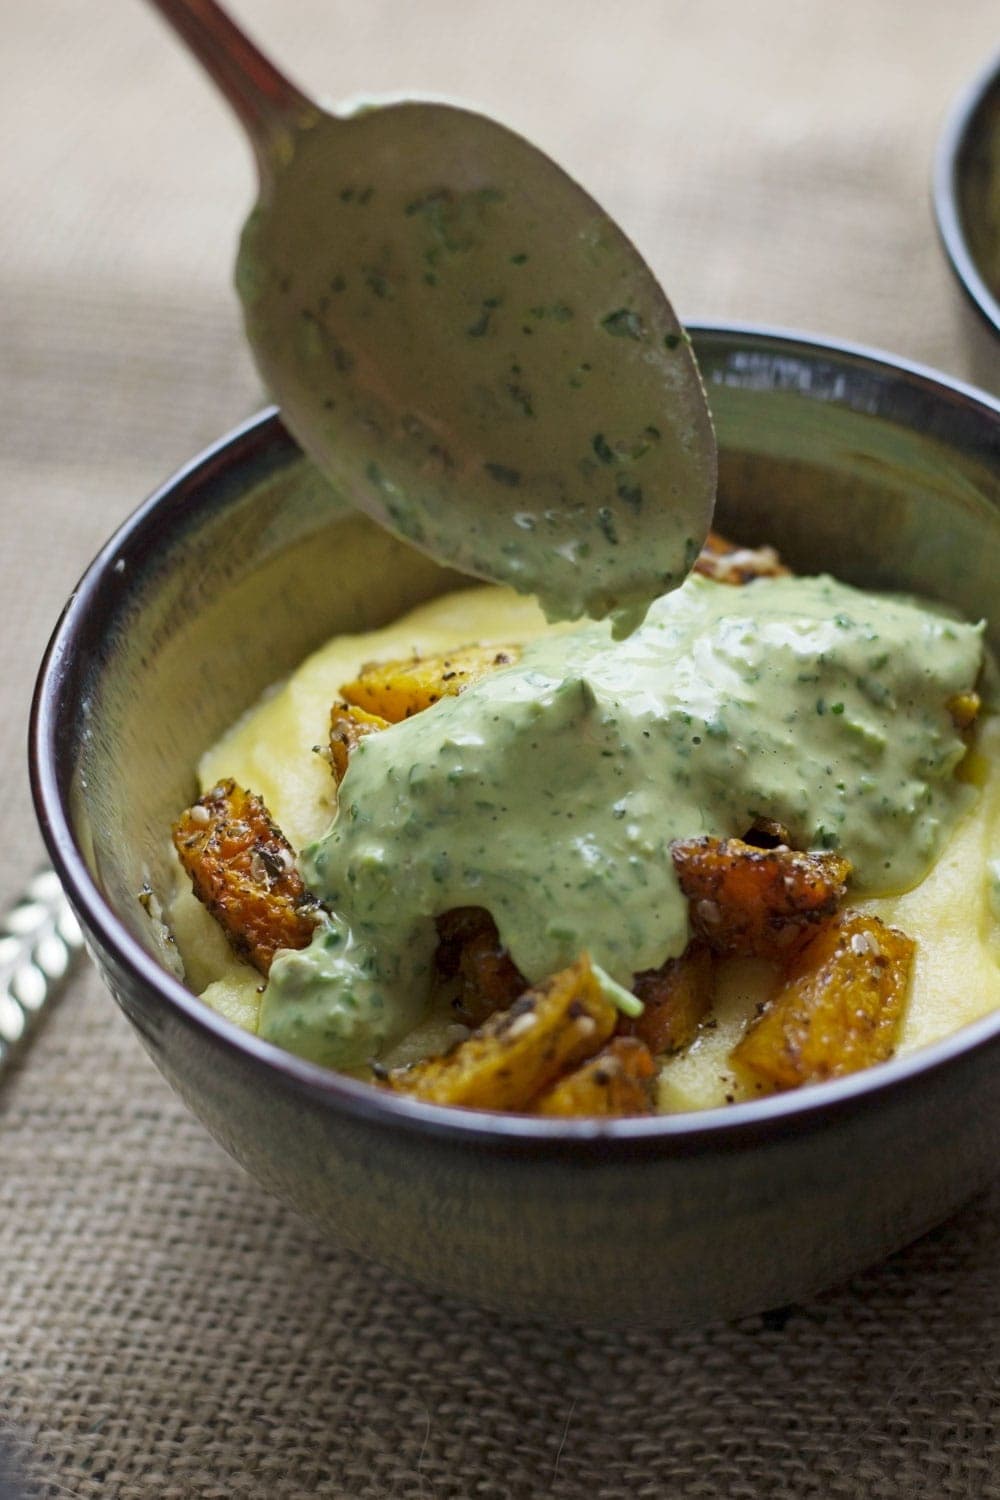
[145, 0, 315, 174]
[0, 869, 86, 1081]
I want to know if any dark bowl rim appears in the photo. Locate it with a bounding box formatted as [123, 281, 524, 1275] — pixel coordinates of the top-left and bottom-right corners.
[933, 46, 1000, 339]
[29, 321, 1000, 1155]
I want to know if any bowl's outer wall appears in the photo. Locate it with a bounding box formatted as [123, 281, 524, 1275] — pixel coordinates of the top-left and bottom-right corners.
[936, 49, 1000, 376]
[93, 911, 1000, 1326]
[950, 287, 1000, 397]
[35, 330, 1000, 1325]
[956, 62, 1000, 322]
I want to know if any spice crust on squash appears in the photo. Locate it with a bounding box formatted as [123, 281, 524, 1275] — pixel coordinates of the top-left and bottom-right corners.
[172, 779, 319, 975]
[340, 642, 520, 723]
[672, 837, 851, 959]
[386, 956, 618, 1110]
[732, 911, 914, 1089]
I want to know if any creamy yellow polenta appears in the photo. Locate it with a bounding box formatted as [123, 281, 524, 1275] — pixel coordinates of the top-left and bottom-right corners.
[169, 584, 1000, 1110]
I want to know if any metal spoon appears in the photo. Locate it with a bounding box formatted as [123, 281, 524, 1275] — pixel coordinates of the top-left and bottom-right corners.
[147, 0, 716, 627]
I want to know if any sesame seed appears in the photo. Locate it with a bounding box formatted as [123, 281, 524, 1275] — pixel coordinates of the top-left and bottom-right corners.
[504, 1011, 538, 1039]
[189, 804, 211, 826]
[697, 898, 722, 926]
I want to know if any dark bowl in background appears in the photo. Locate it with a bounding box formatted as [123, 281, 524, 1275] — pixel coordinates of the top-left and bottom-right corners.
[30, 326, 1000, 1327]
[934, 49, 1000, 394]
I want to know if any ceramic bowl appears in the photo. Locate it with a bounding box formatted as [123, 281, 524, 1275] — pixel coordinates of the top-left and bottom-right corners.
[31, 327, 1000, 1327]
[934, 49, 1000, 394]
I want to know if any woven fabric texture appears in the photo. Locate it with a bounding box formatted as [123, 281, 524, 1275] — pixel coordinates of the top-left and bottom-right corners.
[2, 2, 1000, 1496]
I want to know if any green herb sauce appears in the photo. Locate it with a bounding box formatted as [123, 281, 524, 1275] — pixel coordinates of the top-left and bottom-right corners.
[260, 572, 983, 1068]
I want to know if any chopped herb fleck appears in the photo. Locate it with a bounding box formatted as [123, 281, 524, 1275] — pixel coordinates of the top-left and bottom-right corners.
[601, 307, 644, 340]
[364, 267, 391, 299]
[597, 508, 619, 544]
[467, 308, 493, 337]
[505, 376, 534, 417]
[616, 477, 643, 512]
[485, 462, 521, 487]
[405, 188, 449, 217]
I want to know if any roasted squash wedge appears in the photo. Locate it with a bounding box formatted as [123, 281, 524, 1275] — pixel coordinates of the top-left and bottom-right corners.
[173, 779, 319, 974]
[387, 956, 616, 1109]
[340, 643, 520, 722]
[732, 910, 914, 1088]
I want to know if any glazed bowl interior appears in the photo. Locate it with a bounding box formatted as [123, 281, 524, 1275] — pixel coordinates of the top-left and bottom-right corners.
[934, 50, 1000, 390]
[32, 326, 1000, 1325]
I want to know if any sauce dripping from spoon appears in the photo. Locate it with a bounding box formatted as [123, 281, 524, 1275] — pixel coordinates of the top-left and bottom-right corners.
[148, 0, 717, 628]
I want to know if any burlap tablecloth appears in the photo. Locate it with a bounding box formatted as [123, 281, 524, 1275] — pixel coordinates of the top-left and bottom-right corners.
[3, 3, 1000, 1495]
